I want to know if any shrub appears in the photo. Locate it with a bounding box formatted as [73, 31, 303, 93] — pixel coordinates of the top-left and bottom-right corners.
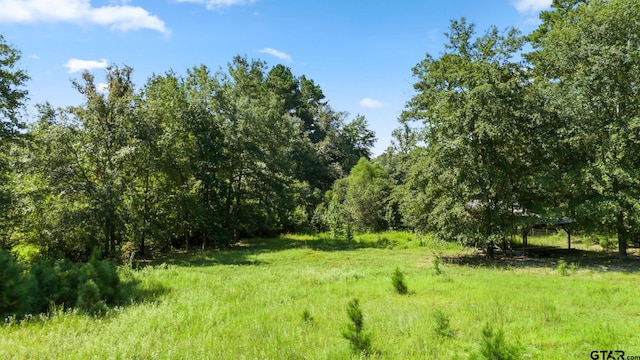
[86, 252, 121, 304]
[0, 250, 30, 319]
[557, 260, 568, 276]
[50, 259, 83, 307]
[433, 254, 443, 275]
[302, 309, 314, 323]
[342, 298, 372, 356]
[119, 241, 137, 267]
[76, 279, 108, 316]
[433, 309, 454, 337]
[345, 224, 354, 242]
[29, 258, 83, 311]
[391, 267, 408, 295]
[469, 324, 521, 360]
[28, 260, 57, 313]
[10, 244, 42, 265]
[599, 236, 616, 251]
[1, 250, 124, 319]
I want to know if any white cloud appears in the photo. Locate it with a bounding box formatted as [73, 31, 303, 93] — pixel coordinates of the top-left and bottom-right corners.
[359, 98, 384, 109]
[513, 0, 552, 14]
[96, 82, 109, 93]
[0, 0, 168, 34]
[174, 0, 255, 10]
[64, 58, 108, 73]
[30, 54, 40, 59]
[259, 48, 292, 62]
[89, 5, 167, 33]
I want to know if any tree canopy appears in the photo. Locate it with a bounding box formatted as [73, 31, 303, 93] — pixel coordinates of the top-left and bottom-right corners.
[3, 54, 376, 259]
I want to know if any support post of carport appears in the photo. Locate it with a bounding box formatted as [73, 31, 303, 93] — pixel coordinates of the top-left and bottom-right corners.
[561, 227, 571, 250]
[522, 227, 529, 257]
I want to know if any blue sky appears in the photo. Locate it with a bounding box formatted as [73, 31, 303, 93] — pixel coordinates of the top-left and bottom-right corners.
[1, 0, 551, 155]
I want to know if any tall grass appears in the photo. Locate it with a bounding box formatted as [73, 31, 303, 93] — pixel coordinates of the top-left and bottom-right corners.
[1, 232, 639, 359]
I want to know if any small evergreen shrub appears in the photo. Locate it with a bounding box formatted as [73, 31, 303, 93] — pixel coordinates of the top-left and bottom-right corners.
[302, 309, 314, 323]
[50, 259, 83, 307]
[433, 254, 443, 275]
[28, 259, 58, 313]
[76, 279, 108, 316]
[3, 250, 123, 319]
[469, 324, 521, 360]
[392, 267, 408, 295]
[0, 250, 30, 319]
[86, 252, 121, 304]
[342, 298, 372, 356]
[433, 309, 454, 337]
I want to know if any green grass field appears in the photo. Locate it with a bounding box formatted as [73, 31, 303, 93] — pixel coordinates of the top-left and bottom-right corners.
[1, 232, 640, 359]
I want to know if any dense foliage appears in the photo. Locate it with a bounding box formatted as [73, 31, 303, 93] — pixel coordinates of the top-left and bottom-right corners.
[1, 0, 640, 267]
[387, 0, 640, 257]
[0, 249, 121, 319]
[2, 56, 375, 261]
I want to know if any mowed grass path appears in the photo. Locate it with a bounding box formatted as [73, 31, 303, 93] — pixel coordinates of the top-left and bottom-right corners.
[1, 232, 640, 359]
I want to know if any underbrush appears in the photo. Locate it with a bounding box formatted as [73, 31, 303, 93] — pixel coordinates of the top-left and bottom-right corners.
[1, 249, 143, 321]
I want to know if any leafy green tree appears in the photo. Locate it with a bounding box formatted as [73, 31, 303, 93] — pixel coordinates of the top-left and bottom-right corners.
[0, 35, 29, 248]
[0, 34, 28, 140]
[209, 57, 300, 238]
[125, 70, 198, 254]
[20, 67, 141, 259]
[325, 158, 390, 233]
[177, 66, 224, 248]
[68, 66, 141, 257]
[10, 52, 376, 257]
[264, 64, 377, 230]
[14, 104, 94, 258]
[528, 0, 640, 257]
[401, 19, 535, 254]
[378, 123, 431, 231]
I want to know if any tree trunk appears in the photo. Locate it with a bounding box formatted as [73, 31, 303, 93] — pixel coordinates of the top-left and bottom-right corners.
[487, 240, 494, 259]
[184, 208, 190, 252]
[617, 211, 628, 257]
[522, 227, 529, 256]
[140, 172, 150, 257]
[108, 219, 116, 258]
[140, 230, 146, 257]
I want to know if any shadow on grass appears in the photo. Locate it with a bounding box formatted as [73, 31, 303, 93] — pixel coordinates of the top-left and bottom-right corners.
[139, 233, 640, 273]
[444, 243, 640, 273]
[118, 274, 171, 305]
[143, 235, 401, 268]
[240, 236, 398, 252]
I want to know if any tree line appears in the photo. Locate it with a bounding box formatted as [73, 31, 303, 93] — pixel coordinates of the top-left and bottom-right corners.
[0, 51, 374, 261]
[1, 0, 639, 262]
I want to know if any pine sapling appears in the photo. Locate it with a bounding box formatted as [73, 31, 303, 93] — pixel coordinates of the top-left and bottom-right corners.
[342, 298, 372, 356]
[392, 267, 408, 295]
